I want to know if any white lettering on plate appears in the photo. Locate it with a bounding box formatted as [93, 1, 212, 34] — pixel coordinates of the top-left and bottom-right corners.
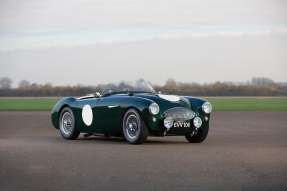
[173, 122, 190, 128]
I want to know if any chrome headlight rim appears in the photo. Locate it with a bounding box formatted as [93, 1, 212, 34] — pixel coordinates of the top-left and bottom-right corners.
[193, 117, 202, 128]
[164, 117, 173, 129]
[148, 103, 160, 115]
[202, 102, 212, 114]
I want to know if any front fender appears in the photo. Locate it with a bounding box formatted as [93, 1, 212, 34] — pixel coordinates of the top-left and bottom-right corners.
[51, 97, 78, 129]
[116, 96, 157, 131]
[183, 96, 206, 114]
[183, 96, 211, 129]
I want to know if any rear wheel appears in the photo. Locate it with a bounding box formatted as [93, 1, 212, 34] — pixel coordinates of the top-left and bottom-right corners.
[185, 124, 209, 143]
[59, 107, 80, 140]
[122, 109, 149, 144]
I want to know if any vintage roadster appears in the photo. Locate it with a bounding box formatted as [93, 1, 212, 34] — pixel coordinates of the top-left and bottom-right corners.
[51, 82, 212, 144]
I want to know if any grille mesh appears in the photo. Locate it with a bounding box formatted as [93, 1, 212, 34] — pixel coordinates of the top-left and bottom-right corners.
[164, 108, 195, 121]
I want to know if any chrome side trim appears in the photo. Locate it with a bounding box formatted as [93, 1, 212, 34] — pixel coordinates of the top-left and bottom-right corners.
[77, 95, 95, 100]
[108, 105, 119, 108]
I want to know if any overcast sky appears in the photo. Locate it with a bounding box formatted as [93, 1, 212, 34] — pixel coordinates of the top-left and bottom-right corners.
[0, 0, 287, 87]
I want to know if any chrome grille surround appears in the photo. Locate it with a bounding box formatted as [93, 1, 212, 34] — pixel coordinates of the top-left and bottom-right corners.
[163, 107, 195, 121]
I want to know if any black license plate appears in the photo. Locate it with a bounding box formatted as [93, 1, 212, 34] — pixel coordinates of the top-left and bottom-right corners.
[173, 122, 190, 128]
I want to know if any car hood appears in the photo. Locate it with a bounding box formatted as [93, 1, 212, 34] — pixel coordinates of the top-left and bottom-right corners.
[132, 93, 196, 114]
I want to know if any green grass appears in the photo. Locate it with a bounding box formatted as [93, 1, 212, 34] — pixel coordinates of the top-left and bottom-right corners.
[0, 99, 286, 111]
[207, 99, 287, 111]
[0, 99, 61, 111]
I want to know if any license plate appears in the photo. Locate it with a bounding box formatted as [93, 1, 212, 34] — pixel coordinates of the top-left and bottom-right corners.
[173, 122, 190, 128]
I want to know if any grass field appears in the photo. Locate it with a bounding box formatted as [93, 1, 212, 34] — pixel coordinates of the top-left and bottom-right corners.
[0, 99, 286, 111]
[206, 99, 287, 111]
[0, 99, 60, 111]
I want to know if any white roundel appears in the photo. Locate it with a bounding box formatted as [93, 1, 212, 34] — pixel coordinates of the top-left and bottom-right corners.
[82, 104, 93, 126]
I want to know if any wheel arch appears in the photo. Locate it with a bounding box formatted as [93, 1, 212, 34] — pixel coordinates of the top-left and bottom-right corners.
[121, 106, 152, 132]
[183, 96, 206, 110]
[104, 95, 156, 132]
[58, 104, 70, 121]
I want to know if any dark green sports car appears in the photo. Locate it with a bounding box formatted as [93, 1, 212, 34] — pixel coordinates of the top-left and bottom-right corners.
[51, 82, 212, 144]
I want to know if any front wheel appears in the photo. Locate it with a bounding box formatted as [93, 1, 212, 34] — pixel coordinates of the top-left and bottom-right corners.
[185, 124, 209, 143]
[122, 109, 149, 144]
[59, 107, 80, 140]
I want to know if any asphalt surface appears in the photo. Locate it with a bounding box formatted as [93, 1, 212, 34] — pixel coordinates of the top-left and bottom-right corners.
[0, 111, 286, 191]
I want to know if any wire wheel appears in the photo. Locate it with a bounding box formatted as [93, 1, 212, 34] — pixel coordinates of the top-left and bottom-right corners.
[125, 114, 139, 139]
[59, 107, 80, 140]
[61, 112, 73, 135]
[122, 109, 149, 144]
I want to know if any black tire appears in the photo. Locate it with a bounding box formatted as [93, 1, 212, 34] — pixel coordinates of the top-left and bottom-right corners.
[122, 109, 149, 144]
[59, 107, 80, 140]
[104, 134, 111, 138]
[185, 124, 209, 143]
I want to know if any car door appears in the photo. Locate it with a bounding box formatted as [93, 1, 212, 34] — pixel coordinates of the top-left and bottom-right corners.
[96, 96, 123, 133]
[76, 98, 101, 132]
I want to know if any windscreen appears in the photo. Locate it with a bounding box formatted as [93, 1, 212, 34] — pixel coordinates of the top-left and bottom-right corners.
[102, 81, 155, 95]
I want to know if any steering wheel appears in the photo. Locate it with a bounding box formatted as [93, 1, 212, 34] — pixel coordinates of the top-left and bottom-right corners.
[102, 89, 117, 95]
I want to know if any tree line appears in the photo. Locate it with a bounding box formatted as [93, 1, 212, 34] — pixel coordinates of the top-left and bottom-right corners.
[155, 79, 287, 96]
[0, 77, 286, 97]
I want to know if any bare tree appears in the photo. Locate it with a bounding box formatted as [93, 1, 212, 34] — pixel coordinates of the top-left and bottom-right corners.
[77, 84, 85, 88]
[19, 80, 30, 88]
[45, 82, 53, 87]
[278, 82, 287, 86]
[251, 77, 274, 86]
[165, 78, 178, 88]
[0, 77, 13, 89]
[30, 83, 41, 88]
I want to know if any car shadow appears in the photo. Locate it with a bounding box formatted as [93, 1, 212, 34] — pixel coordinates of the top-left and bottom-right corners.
[76, 135, 190, 145]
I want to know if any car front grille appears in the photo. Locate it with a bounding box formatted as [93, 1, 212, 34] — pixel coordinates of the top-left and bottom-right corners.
[163, 108, 195, 121]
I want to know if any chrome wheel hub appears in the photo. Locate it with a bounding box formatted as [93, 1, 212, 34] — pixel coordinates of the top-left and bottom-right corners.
[125, 114, 139, 139]
[61, 112, 73, 135]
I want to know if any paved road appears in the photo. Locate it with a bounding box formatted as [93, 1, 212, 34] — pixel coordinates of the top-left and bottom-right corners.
[0, 111, 286, 191]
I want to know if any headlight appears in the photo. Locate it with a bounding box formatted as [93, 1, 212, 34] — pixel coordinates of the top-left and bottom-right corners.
[193, 117, 202, 128]
[149, 103, 159, 115]
[202, 102, 212, 114]
[164, 117, 173, 129]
